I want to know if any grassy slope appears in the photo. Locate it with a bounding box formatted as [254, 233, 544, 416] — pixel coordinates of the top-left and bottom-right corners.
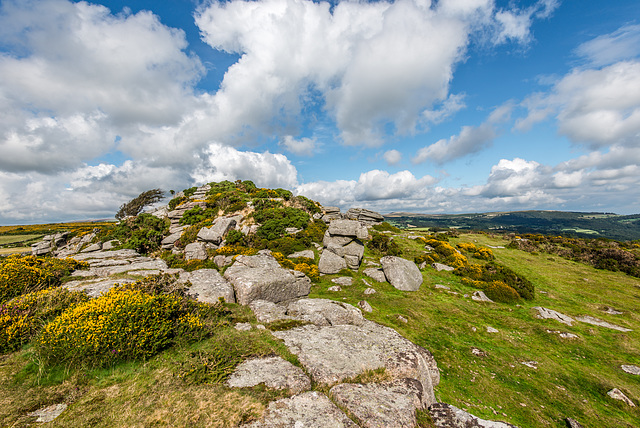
[1, 232, 639, 427]
[311, 232, 640, 427]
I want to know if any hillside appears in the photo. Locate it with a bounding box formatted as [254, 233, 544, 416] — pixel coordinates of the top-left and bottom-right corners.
[385, 210, 640, 241]
[1, 182, 639, 427]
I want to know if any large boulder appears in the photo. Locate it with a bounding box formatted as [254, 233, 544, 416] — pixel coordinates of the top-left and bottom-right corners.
[363, 267, 387, 283]
[240, 391, 357, 428]
[273, 320, 440, 407]
[197, 216, 237, 244]
[330, 379, 424, 427]
[226, 356, 311, 394]
[344, 208, 384, 225]
[318, 249, 347, 274]
[286, 298, 365, 326]
[179, 269, 236, 304]
[184, 242, 207, 261]
[381, 256, 423, 291]
[328, 219, 369, 240]
[429, 403, 518, 427]
[224, 252, 311, 305]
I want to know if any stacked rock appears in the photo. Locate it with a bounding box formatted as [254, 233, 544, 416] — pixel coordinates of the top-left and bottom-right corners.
[318, 220, 368, 274]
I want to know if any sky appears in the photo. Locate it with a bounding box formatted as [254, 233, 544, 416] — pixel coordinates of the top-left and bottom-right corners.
[1, 0, 640, 224]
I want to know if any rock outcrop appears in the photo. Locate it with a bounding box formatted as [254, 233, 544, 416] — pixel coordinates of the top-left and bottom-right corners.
[429, 403, 519, 427]
[224, 251, 311, 305]
[319, 220, 368, 273]
[226, 356, 310, 394]
[380, 256, 423, 291]
[179, 269, 236, 304]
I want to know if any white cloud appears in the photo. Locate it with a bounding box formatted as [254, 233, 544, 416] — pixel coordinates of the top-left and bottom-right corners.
[383, 149, 402, 166]
[412, 123, 496, 164]
[195, 0, 544, 147]
[280, 135, 316, 157]
[192, 143, 299, 190]
[575, 24, 640, 67]
[518, 60, 640, 148]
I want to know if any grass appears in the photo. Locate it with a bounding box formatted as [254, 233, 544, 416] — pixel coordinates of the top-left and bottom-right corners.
[0, 234, 42, 246]
[0, 247, 32, 255]
[310, 232, 640, 427]
[1, 231, 639, 427]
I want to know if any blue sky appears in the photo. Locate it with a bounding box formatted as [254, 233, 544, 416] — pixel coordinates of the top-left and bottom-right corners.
[1, 0, 639, 224]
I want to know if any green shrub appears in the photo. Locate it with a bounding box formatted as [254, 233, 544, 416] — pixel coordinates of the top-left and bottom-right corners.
[455, 262, 534, 300]
[102, 213, 169, 254]
[0, 287, 89, 352]
[183, 186, 198, 198]
[179, 206, 218, 226]
[367, 233, 402, 256]
[226, 229, 244, 245]
[0, 255, 88, 304]
[254, 208, 310, 240]
[34, 281, 227, 368]
[168, 196, 187, 211]
[483, 280, 521, 303]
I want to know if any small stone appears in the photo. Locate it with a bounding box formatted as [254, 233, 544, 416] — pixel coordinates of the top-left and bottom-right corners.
[256, 324, 266, 330]
[358, 300, 373, 313]
[471, 327, 477, 332]
[363, 287, 376, 295]
[607, 388, 635, 406]
[559, 332, 579, 339]
[486, 326, 499, 333]
[603, 306, 623, 315]
[235, 323, 252, 331]
[471, 347, 487, 357]
[398, 315, 408, 323]
[472, 290, 494, 303]
[431, 262, 454, 272]
[621, 365, 640, 375]
[435, 284, 450, 290]
[332, 277, 353, 286]
[28, 403, 68, 423]
[565, 417, 584, 428]
[328, 286, 342, 292]
[521, 361, 538, 369]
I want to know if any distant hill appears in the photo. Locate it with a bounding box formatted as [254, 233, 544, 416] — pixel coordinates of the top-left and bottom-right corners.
[385, 210, 640, 241]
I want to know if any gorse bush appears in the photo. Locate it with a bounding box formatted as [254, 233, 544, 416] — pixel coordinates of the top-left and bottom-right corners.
[34, 279, 228, 368]
[456, 242, 494, 261]
[0, 255, 88, 304]
[456, 262, 534, 300]
[0, 287, 88, 352]
[367, 233, 402, 256]
[415, 238, 467, 268]
[179, 206, 218, 226]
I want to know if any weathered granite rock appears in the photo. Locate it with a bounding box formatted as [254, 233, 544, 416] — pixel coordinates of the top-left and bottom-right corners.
[32, 240, 53, 255]
[321, 207, 343, 223]
[213, 255, 233, 268]
[364, 287, 377, 295]
[472, 290, 494, 303]
[28, 403, 68, 423]
[161, 230, 183, 247]
[318, 249, 347, 274]
[81, 242, 102, 253]
[184, 242, 207, 261]
[429, 403, 518, 427]
[380, 256, 423, 291]
[328, 219, 369, 240]
[63, 278, 136, 298]
[226, 356, 311, 394]
[607, 388, 635, 406]
[273, 320, 440, 407]
[224, 253, 311, 305]
[287, 299, 365, 326]
[331, 277, 353, 286]
[288, 249, 315, 259]
[435, 284, 450, 290]
[486, 326, 499, 333]
[533, 307, 575, 326]
[197, 216, 237, 244]
[431, 263, 454, 272]
[565, 417, 584, 428]
[576, 315, 632, 332]
[603, 306, 623, 315]
[101, 240, 119, 251]
[248, 300, 291, 323]
[344, 208, 384, 225]
[363, 267, 387, 283]
[93, 259, 169, 277]
[621, 365, 640, 375]
[358, 300, 373, 313]
[179, 269, 236, 304]
[240, 391, 357, 428]
[328, 285, 342, 291]
[330, 379, 423, 427]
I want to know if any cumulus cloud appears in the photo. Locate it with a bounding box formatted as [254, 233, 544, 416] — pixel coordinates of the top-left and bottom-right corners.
[191, 143, 299, 190]
[195, 0, 546, 146]
[280, 135, 316, 157]
[383, 149, 402, 166]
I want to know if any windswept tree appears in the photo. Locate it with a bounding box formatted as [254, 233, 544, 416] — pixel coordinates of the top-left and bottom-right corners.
[116, 189, 165, 221]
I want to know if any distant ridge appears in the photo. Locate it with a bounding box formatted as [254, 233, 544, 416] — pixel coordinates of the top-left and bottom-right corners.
[384, 210, 640, 241]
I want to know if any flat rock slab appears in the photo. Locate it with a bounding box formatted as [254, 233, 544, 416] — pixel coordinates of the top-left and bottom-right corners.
[225, 253, 311, 305]
[288, 250, 315, 259]
[273, 320, 439, 407]
[331, 277, 353, 286]
[576, 316, 632, 332]
[472, 291, 494, 303]
[240, 391, 357, 428]
[179, 269, 236, 304]
[363, 268, 387, 283]
[429, 403, 519, 427]
[226, 356, 310, 394]
[28, 403, 68, 423]
[607, 388, 635, 406]
[93, 260, 169, 277]
[431, 263, 454, 272]
[63, 278, 136, 298]
[249, 298, 364, 326]
[70, 249, 141, 261]
[621, 365, 640, 375]
[330, 379, 423, 428]
[533, 307, 575, 326]
[380, 256, 423, 291]
[318, 250, 347, 274]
